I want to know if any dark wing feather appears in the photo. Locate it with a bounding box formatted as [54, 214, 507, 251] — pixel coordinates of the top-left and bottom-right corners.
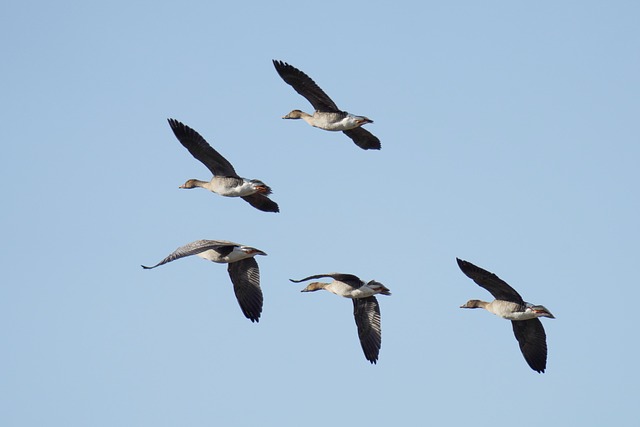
[241, 194, 280, 213]
[141, 240, 234, 269]
[342, 128, 381, 150]
[273, 60, 340, 112]
[227, 258, 263, 323]
[456, 258, 524, 304]
[167, 118, 238, 177]
[289, 273, 363, 288]
[353, 297, 382, 364]
[511, 319, 548, 373]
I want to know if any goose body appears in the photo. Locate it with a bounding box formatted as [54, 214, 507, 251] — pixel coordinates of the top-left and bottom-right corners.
[273, 60, 381, 150]
[167, 119, 279, 212]
[457, 258, 555, 373]
[142, 240, 266, 322]
[282, 110, 372, 132]
[290, 273, 390, 364]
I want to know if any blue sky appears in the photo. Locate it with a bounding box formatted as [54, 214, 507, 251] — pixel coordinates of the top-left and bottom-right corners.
[2, 1, 639, 425]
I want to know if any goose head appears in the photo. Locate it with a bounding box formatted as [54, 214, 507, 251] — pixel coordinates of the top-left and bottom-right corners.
[460, 299, 488, 309]
[301, 282, 328, 292]
[282, 109, 307, 119]
[179, 179, 207, 189]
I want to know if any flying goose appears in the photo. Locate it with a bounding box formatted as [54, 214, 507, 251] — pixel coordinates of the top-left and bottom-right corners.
[273, 60, 381, 150]
[457, 258, 555, 373]
[290, 273, 391, 363]
[142, 240, 266, 322]
[167, 118, 279, 213]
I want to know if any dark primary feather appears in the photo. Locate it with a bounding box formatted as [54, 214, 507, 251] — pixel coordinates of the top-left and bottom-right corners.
[456, 258, 524, 304]
[241, 193, 280, 213]
[141, 240, 235, 269]
[353, 297, 382, 364]
[289, 273, 363, 288]
[167, 118, 238, 177]
[343, 128, 381, 150]
[273, 60, 340, 112]
[228, 258, 263, 322]
[511, 319, 548, 373]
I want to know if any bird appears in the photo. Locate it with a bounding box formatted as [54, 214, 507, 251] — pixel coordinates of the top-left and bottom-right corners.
[166, 118, 279, 213]
[142, 240, 266, 322]
[272, 60, 381, 150]
[456, 258, 555, 373]
[290, 273, 391, 363]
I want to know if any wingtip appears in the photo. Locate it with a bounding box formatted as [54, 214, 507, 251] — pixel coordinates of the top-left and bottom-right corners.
[272, 59, 286, 71]
[166, 117, 183, 132]
[359, 142, 382, 150]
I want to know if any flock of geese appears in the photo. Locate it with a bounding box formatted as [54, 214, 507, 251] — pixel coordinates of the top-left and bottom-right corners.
[142, 60, 555, 373]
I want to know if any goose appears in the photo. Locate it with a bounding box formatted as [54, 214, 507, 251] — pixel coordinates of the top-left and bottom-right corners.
[273, 60, 381, 150]
[167, 118, 279, 213]
[142, 240, 266, 322]
[290, 273, 390, 363]
[457, 258, 555, 373]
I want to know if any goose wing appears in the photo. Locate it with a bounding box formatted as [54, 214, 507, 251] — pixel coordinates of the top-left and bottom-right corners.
[342, 128, 381, 150]
[353, 296, 382, 364]
[289, 273, 363, 289]
[167, 118, 238, 177]
[456, 258, 524, 304]
[241, 193, 280, 213]
[273, 60, 340, 112]
[511, 319, 548, 373]
[142, 240, 235, 269]
[227, 258, 263, 323]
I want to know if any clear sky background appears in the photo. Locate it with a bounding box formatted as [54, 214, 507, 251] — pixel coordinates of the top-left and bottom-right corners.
[2, 1, 639, 426]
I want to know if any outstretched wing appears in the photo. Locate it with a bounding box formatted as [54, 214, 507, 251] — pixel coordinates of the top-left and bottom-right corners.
[511, 319, 548, 373]
[167, 118, 238, 177]
[241, 193, 280, 213]
[289, 273, 363, 288]
[273, 60, 340, 112]
[342, 128, 381, 150]
[456, 258, 524, 304]
[227, 258, 263, 323]
[353, 296, 382, 364]
[141, 240, 234, 269]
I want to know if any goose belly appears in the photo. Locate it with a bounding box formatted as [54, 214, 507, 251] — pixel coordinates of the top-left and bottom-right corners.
[325, 282, 377, 298]
[310, 113, 360, 131]
[196, 247, 252, 263]
[486, 300, 537, 320]
[211, 178, 257, 197]
[196, 249, 228, 263]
